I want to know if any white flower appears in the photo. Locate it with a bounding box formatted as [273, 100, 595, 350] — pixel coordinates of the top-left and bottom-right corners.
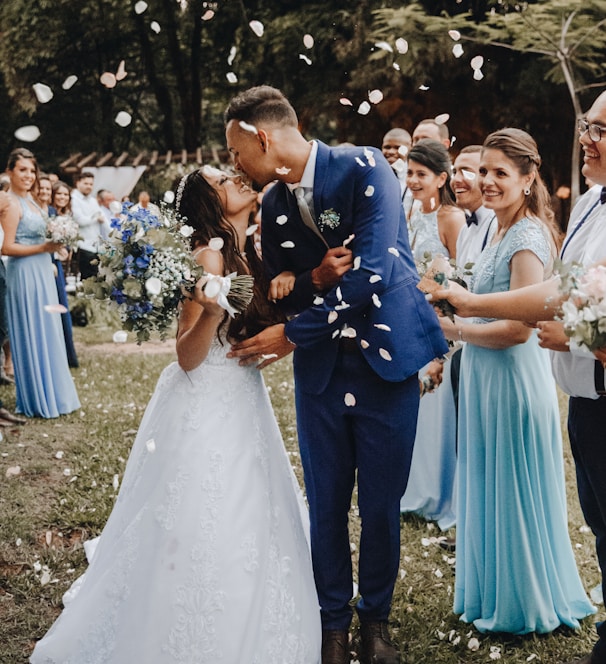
[145, 277, 163, 296]
[180, 225, 194, 238]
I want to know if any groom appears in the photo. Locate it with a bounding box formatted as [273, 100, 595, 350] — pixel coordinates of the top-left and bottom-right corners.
[225, 86, 447, 664]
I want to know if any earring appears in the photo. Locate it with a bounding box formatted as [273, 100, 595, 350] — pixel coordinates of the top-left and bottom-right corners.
[524, 187, 531, 196]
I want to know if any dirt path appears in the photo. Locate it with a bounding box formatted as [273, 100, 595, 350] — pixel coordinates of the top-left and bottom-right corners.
[75, 339, 176, 355]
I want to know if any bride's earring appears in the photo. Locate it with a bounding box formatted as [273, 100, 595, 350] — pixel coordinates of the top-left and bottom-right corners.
[524, 187, 531, 196]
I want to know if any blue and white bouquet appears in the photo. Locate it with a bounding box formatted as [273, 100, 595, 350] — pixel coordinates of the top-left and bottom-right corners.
[81, 203, 254, 343]
[556, 261, 606, 351]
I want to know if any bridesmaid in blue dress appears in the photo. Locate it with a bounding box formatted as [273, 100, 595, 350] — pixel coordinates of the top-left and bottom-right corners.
[439, 129, 595, 634]
[2, 148, 80, 418]
[400, 139, 464, 529]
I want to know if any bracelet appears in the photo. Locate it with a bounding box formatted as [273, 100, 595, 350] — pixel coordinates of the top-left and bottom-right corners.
[458, 327, 464, 342]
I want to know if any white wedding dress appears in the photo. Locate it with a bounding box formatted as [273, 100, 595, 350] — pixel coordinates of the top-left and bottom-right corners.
[31, 335, 321, 664]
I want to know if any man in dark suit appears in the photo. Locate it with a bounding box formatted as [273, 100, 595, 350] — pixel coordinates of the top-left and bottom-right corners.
[225, 86, 447, 664]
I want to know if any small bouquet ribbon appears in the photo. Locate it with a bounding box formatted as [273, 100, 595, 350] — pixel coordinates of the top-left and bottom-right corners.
[203, 272, 238, 318]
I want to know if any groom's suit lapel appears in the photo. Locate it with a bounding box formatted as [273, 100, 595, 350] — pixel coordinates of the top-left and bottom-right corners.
[311, 141, 331, 228]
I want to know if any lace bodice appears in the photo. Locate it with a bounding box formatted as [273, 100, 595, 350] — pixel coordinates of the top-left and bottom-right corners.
[408, 207, 449, 262]
[12, 195, 46, 245]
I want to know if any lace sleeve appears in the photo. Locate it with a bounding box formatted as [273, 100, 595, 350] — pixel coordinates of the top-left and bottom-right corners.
[502, 218, 551, 268]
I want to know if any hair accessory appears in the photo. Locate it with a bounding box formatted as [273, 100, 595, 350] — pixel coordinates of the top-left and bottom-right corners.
[175, 174, 188, 212]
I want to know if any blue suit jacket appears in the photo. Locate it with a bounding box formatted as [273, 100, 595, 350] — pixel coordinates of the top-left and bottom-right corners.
[261, 141, 448, 394]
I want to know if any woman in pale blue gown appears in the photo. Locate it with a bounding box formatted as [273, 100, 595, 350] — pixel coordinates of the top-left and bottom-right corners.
[439, 128, 595, 634]
[30, 167, 321, 664]
[400, 139, 464, 529]
[2, 149, 79, 419]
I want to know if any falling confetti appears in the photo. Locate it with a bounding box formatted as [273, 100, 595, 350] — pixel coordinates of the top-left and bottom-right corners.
[355, 157, 366, 167]
[343, 234, 355, 246]
[55, 451, 64, 459]
[33, 83, 53, 104]
[245, 224, 258, 236]
[344, 393, 356, 407]
[368, 89, 383, 104]
[339, 97, 353, 106]
[109, 200, 123, 214]
[228, 46, 237, 66]
[6, 466, 21, 478]
[341, 327, 356, 338]
[115, 60, 127, 81]
[101, 72, 117, 88]
[398, 145, 409, 158]
[328, 311, 338, 324]
[395, 38, 408, 54]
[134, 0, 148, 14]
[453, 43, 464, 58]
[393, 63, 401, 71]
[62, 75, 78, 90]
[369, 274, 382, 283]
[281, 240, 295, 248]
[379, 348, 393, 361]
[419, 84, 430, 91]
[276, 166, 291, 175]
[202, 9, 214, 20]
[435, 113, 450, 125]
[303, 34, 314, 48]
[209, 237, 225, 251]
[113, 330, 128, 343]
[276, 214, 288, 225]
[462, 169, 476, 181]
[226, 72, 238, 84]
[353, 256, 361, 270]
[372, 294, 382, 308]
[449, 29, 461, 41]
[249, 20, 264, 37]
[473, 69, 484, 81]
[365, 185, 375, 197]
[364, 148, 376, 166]
[113, 474, 120, 491]
[313, 296, 324, 305]
[388, 247, 399, 256]
[115, 111, 132, 127]
[374, 41, 393, 53]
[151, 21, 161, 33]
[336, 286, 343, 301]
[360, 339, 369, 349]
[239, 120, 258, 134]
[375, 323, 391, 331]
[14, 125, 40, 142]
[357, 101, 371, 116]
[163, 190, 175, 204]
[299, 54, 312, 65]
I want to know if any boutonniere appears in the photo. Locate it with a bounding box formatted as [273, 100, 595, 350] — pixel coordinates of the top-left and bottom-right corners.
[318, 208, 341, 232]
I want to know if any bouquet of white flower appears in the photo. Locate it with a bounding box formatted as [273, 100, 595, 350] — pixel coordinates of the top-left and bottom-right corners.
[46, 214, 80, 245]
[415, 252, 473, 321]
[557, 261, 606, 351]
[81, 203, 254, 343]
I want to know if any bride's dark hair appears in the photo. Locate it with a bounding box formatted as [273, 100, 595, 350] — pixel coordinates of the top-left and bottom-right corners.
[174, 169, 284, 341]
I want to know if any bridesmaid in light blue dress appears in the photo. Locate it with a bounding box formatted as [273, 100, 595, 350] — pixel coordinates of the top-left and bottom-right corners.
[400, 140, 464, 529]
[440, 129, 594, 634]
[3, 149, 80, 418]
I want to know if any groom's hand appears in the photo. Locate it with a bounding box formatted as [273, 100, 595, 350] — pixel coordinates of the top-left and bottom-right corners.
[227, 323, 296, 369]
[311, 247, 353, 291]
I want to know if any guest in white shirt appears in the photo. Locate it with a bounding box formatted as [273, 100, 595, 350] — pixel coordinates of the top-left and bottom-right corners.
[96, 189, 115, 240]
[131, 190, 160, 217]
[71, 171, 106, 279]
[381, 128, 414, 220]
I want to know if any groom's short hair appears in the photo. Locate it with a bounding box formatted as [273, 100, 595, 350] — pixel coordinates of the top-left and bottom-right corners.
[224, 86, 298, 128]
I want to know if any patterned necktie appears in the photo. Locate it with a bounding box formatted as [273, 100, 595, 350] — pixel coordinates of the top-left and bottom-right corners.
[466, 211, 478, 227]
[294, 186, 327, 245]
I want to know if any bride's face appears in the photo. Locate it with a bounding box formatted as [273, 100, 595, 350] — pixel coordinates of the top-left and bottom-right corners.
[201, 166, 257, 217]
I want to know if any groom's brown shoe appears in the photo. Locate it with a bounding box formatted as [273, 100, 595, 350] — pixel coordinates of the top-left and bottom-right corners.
[359, 621, 400, 664]
[322, 629, 350, 664]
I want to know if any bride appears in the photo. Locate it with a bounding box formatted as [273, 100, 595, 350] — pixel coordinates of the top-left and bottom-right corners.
[30, 167, 321, 664]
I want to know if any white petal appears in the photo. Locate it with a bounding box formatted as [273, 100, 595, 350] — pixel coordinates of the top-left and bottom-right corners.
[344, 393, 356, 407]
[398, 145, 409, 158]
[393, 62, 401, 71]
[280, 240, 295, 248]
[113, 331, 128, 343]
[369, 274, 382, 283]
[471, 55, 484, 70]
[115, 111, 132, 127]
[226, 72, 238, 84]
[115, 60, 127, 81]
[100, 72, 117, 88]
[109, 200, 123, 214]
[462, 168, 476, 181]
[353, 256, 361, 270]
[341, 327, 357, 338]
[145, 276, 163, 295]
[379, 348, 392, 361]
[208, 237, 224, 251]
[467, 638, 480, 651]
[249, 20, 264, 37]
[14, 125, 41, 142]
[339, 97, 353, 106]
[303, 34, 314, 48]
[419, 84, 430, 91]
[368, 89, 383, 104]
[395, 38, 408, 54]
[202, 9, 215, 20]
[355, 157, 366, 167]
[62, 75, 78, 90]
[328, 311, 338, 324]
[44, 304, 68, 314]
[357, 101, 371, 116]
[6, 465, 21, 478]
[146, 439, 156, 453]
[134, 0, 148, 14]
[239, 120, 258, 134]
[434, 113, 450, 125]
[55, 451, 64, 459]
[449, 29, 461, 41]
[365, 185, 375, 197]
[453, 43, 464, 58]
[40, 570, 52, 586]
[374, 41, 393, 53]
[227, 46, 237, 65]
[336, 286, 343, 301]
[343, 234, 355, 247]
[299, 54, 312, 65]
[33, 83, 53, 104]
[388, 247, 399, 256]
[275, 166, 291, 174]
[276, 214, 288, 225]
[151, 21, 161, 33]
[473, 69, 484, 81]
[375, 323, 391, 331]
[245, 224, 258, 236]
[372, 294, 382, 308]
[313, 296, 324, 305]
[360, 339, 369, 349]
[364, 147, 376, 166]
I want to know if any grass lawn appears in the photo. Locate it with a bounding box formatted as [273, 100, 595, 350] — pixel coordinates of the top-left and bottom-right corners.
[0, 301, 602, 663]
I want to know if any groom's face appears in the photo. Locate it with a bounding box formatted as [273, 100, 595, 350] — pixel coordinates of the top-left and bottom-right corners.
[226, 120, 273, 187]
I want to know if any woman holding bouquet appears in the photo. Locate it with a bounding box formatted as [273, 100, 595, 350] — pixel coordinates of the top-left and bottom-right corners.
[2, 148, 79, 418]
[30, 166, 321, 663]
[400, 139, 464, 529]
[438, 128, 594, 634]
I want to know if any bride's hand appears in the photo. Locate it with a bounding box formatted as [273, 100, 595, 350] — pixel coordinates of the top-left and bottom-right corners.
[187, 276, 225, 318]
